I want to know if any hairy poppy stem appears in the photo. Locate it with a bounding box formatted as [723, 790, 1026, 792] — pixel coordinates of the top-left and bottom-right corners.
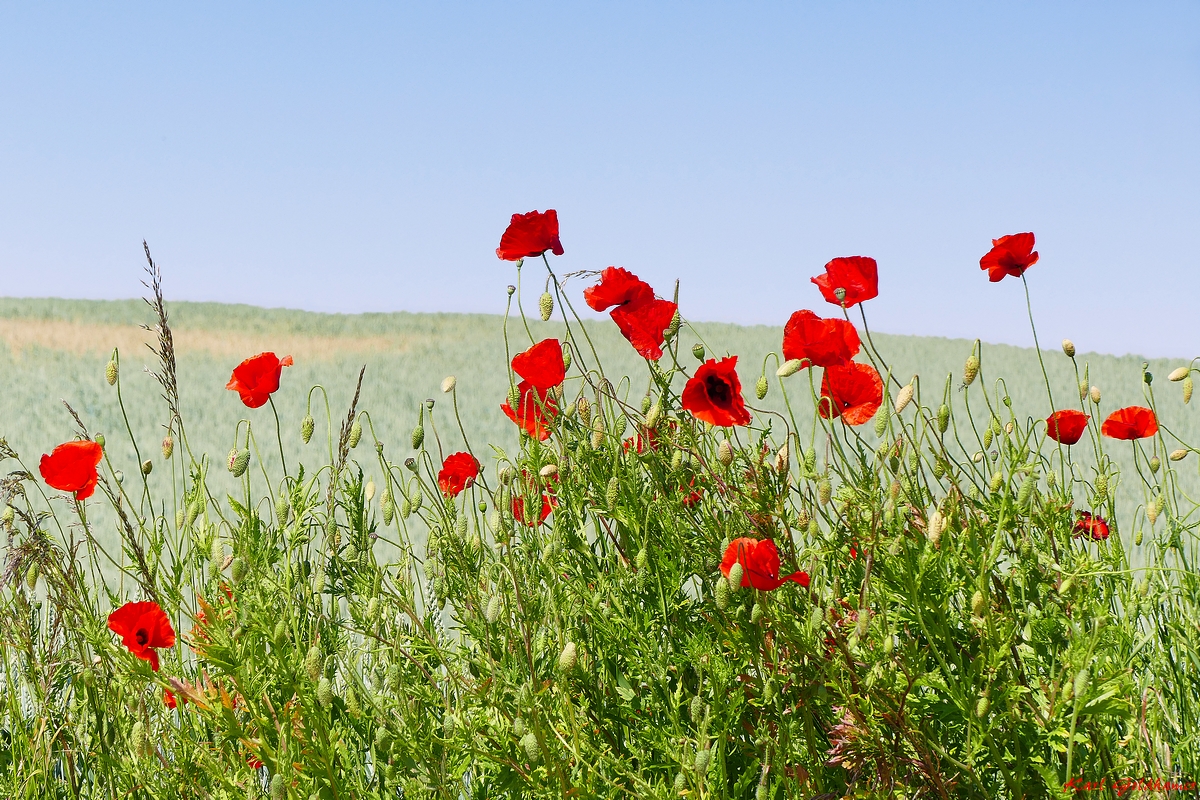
[269, 397, 288, 478]
[1021, 276, 1057, 417]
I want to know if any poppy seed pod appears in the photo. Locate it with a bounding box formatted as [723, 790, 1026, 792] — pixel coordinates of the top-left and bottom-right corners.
[727, 562, 744, 591]
[94, 433, 105, 449]
[894, 384, 914, 414]
[1062, 339, 1076, 358]
[349, 420, 362, 449]
[776, 358, 803, 378]
[506, 284, 516, 296]
[717, 439, 734, 466]
[834, 287, 847, 303]
[1170, 448, 1188, 462]
[538, 291, 554, 321]
[557, 641, 577, 672]
[692, 343, 705, 361]
[963, 355, 980, 386]
[161, 436, 174, 459]
[301, 414, 315, 444]
[755, 375, 768, 400]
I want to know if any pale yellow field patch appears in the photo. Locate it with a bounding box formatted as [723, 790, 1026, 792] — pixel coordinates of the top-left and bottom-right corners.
[0, 318, 412, 360]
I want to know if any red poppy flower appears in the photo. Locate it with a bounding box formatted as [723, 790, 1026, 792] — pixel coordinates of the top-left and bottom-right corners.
[623, 426, 659, 454]
[682, 357, 752, 427]
[501, 381, 558, 441]
[1101, 406, 1158, 440]
[39, 440, 103, 500]
[438, 452, 480, 497]
[979, 232, 1038, 282]
[782, 310, 862, 369]
[164, 689, 185, 709]
[1073, 511, 1110, 541]
[1045, 409, 1089, 445]
[496, 209, 564, 261]
[511, 339, 565, 391]
[818, 362, 883, 426]
[513, 493, 555, 527]
[226, 352, 294, 409]
[720, 537, 810, 591]
[811, 256, 879, 308]
[681, 476, 704, 507]
[585, 268, 676, 361]
[108, 601, 176, 672]
[247, 756, 264, 771]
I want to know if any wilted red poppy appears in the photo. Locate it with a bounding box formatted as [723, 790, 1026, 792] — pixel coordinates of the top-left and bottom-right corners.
[720, 537, 810, 591]
[513, 493, 555, 526]
[511, 338, 565, 390]
[680, 476, 704, 507]
[108, 600, 176, 672]
[811, 256, 879, 308]
[226, 352, 294, 409]
[682, 357, 751, 427]
[501, 382, 558, 441]
[438, 452, 480, 497]
[1045, 409, 1089, 445]
[1073, 511, 1110, 541]
[818, 362, 883, 426]
[39, 440, 104, 500]
[979, 233, 1038, 282]
[623, 426, 659, 454]
[1101, 406, 1158, 440]
[782, 310, 862, 368]
[585, 268, 677, 361]
[496, 210, 564, 261]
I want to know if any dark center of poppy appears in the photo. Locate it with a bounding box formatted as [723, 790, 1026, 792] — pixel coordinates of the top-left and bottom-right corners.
[135, 628, 149, 647]
[704, 374, 732, 407]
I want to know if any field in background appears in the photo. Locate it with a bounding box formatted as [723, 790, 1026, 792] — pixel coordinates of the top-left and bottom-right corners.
[1, 296, 1193, 555]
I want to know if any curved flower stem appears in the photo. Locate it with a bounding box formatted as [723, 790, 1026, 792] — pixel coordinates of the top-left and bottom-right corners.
[269, 396, 288, 479]
[1021, 275, 1057, 416]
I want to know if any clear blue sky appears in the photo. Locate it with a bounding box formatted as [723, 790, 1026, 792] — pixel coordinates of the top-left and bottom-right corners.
[1, 2, 1197, 357]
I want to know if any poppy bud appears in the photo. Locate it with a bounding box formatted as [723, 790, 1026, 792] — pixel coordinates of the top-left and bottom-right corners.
[349, 420, 362, 449]
[692, 343, 705, 361]
[557, 641, 578, 672]
[989, 471, 1003, 493]
[803, 448, 817, 474]
[305, 645, 323, 682]
[411, 424, 424, 450]
[873, 405, 889, 437]
[710, 575, 729, 606]
[485, 595, 501, 624]
[975, 695, 990, 718]
[1090, 386, 1101, 404]
[927, 514, 943, 548]
[231, 558, 247, 583]
[937, 404, 950, 433]
[591, 417, 606, 449]
[1073, 667, 1090, 701]
[506, 284, 516, 296]
[1170, 448, 1188, 462]
[25, 561, 38, 590]
[1046, 471, 1057, 487]
[689, 695, 705, 723]
[272, 619, 288, 648]
[576, 396, 591, 426]
[983, 428, 993, 449]
[727, 562, 744, 591]
[381, 494, 395, 526]
[606, 476, 619, 508]
[971, 590, 985, 619]
[645, 400, 663, 429]
[317, 677, 334, 708]
[1149, 456, 1160, 474]
[210, 534, 224, 565]
[750, 602, 764, 625]
[1018, 473, 1037, 507]
[1170, 366, 1189, 382]
[818, 478, 832, 506]
[131, 721, 148, 759]
[562, 347, 572, 370]
[755, 375, 768, 400]
[614, 414, 628, 437]
[1154, 494, 1165, 514]
[717, 439, 734, 467]
[411, 489, 423, 511]
[270, 773, 286, 800]
[774, 443, 789, 475]
[1095, 473, 1108, 502]
[1058, 338, 1076, 358]
[231, 449, 250, 478]
[963, 355, 979, 386]
[538, 291, 554, 321]
[301, 414, 315, 444]
[1079, 380, 1088, 402]
[894, 384, 914, 414]
[161, 436, 174, 459]
[776, 358, 803, 378]
[693, 748, 711, 774]
[667, 309, 681, 338]
[141, 459, 153, 475]
[520, 732, 540, 764]
[1185, 376, 1194, 404]
[1, 505, 13, 526]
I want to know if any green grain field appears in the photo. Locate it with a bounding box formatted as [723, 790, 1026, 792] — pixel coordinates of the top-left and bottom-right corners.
[1, 295, 1193, 557]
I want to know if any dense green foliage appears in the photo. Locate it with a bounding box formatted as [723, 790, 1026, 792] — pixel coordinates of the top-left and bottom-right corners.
[0, 259, 1198, 798]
